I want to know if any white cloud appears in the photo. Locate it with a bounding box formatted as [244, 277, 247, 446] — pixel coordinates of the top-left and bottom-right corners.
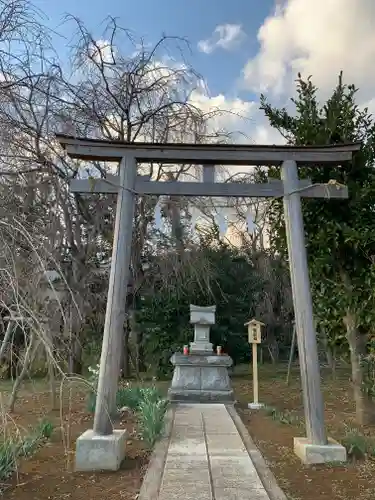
[242, 0, 375, 104]
[251, 122, 285, 145]
[198, 24, 246, 54]
[188, 87, 284, 180]
[363, 97, 375, 117]
[95, 51, 281, 151]
[189, 88, 255, 136]
[89, 39, 115, 64]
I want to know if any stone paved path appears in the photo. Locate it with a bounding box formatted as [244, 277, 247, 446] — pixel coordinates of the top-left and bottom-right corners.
[158, 403, 271, 500]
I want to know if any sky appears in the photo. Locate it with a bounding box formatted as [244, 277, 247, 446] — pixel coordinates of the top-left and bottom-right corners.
[32, 0, 375, 145]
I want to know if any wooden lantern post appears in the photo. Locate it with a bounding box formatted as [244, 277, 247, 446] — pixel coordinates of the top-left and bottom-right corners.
[245, 319, 265, 409]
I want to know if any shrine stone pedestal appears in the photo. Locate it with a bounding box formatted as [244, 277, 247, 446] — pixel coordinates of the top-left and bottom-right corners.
[168, 305, 234, 403]
[168, 353, 234, 403]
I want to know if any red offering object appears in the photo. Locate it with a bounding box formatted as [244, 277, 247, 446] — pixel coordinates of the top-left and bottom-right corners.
[183, 345, 189, 355]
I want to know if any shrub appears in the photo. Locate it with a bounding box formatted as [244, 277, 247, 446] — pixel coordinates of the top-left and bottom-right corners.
[0, 439, 18, 482]
[37, 419, 54, 439]
[263, 405, 302, 426]
[85, 366, 168, 448]
[86, 392, 96, 414]
[341, 429, 375, 460]
[20, 419, 54, 458]
[116, 386, 144, 411]
[137, 393, 169, 448]
[0, 419, 54, 486]
[87, 376, 165, 414]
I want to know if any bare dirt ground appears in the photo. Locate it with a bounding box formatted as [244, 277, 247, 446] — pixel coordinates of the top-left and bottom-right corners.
[233, 364, 375, 500]
[2, 367, 375, 500]
[0, 381, 150, 500]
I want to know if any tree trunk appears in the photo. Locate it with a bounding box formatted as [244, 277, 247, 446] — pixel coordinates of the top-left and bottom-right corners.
[121, 321, 131, 378]
[135, 330, 141, 377]
[286, 322, 297, 386]
[9, 345, 21, 380]
[170, 200, 185, 256]
[136, 330, 146, 374]
[69, 336, 83, 375]
[325, 347, 334, 369]
[9, 336, 40, 412]
[47, 353, 57, 410]
[66, 284, 86, 376]
[344, 310, 375, 425]
[0, 321, 13, 360]
[267, 338, 279, 364]
[321, 327, 336, 378]
[330, 345, 337, 379]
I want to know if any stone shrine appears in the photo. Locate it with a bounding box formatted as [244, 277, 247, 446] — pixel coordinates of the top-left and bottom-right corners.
[168, 304, 234, 403]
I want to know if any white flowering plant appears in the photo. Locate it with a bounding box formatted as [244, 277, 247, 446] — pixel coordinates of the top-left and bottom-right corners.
[88, 364, 100, 387]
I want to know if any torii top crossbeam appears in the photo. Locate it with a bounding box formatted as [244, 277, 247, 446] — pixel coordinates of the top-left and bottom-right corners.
[56, 134, 361, 165]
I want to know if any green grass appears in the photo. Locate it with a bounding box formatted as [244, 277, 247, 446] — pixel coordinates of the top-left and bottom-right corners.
[0, 419, 54, 488]
[263, 405, 303, 427]
[137, 394, 169, 448]
[341, 428, 375, 460]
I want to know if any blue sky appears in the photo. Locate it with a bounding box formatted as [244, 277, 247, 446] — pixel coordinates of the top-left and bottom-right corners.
[31, 0, 375, 144]
[33, 0, 273, 102]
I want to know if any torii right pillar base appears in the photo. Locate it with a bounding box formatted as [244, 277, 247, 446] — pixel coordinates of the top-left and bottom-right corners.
[294, 437, 347, 464]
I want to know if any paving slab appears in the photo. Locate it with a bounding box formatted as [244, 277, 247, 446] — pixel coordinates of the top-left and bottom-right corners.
[206, 434, 248, 456]
[168, 438, 207, 456]
[210, 456, 264, 489]
[214, 487, 270, 500]
[158, 486, 213, 500]
[162, 467, 211, 483]
[165, 455, 208, 470]
[139, 403, 285, 500]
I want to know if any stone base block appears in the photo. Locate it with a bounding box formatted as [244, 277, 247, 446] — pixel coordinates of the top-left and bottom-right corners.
[189, 341, 213, 354]
[168, 353, 234, 404]
[248, 402, 264, 410]
[75, 429, 127, 471]
[168, 388, 234, 403]
[294, 437, 347, 465]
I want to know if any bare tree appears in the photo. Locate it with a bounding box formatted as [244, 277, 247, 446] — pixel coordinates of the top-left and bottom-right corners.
[0, 0, 53, 91]
[51, 17, 237, 372]
[0, 14, 238, 379]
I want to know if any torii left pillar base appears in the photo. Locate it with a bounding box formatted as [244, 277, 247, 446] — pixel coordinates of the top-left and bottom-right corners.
[75, 429, 127, 471]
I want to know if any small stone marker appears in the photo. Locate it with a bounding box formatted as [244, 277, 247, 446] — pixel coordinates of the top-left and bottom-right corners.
[245, 319, 265, 410]
[189, 305, 215, 354]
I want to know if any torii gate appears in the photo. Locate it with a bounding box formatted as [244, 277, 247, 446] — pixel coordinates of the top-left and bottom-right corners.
[57, 134, 360, 469]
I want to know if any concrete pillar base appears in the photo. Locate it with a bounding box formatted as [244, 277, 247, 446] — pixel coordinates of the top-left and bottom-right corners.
[248, 402, 264, 410]
[75, 429, 127, 471]
[294, 436, 347, 465]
